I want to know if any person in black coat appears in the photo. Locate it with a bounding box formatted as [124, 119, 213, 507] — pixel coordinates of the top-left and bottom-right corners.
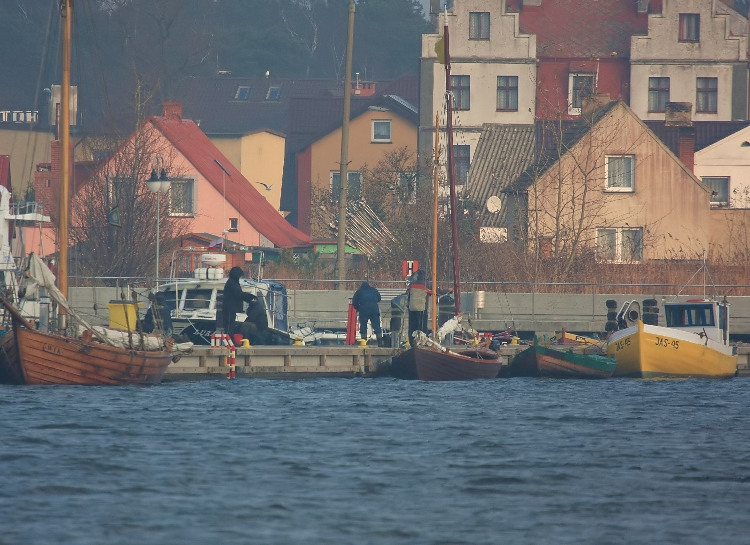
[142, 292, 173, 337]
[240, 293, 269, 345]
[221, 266, 246, 337]
[351, 281, 382, 346]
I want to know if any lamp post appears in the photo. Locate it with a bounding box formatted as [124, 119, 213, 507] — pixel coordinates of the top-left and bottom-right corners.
[146, 157, 170, 288]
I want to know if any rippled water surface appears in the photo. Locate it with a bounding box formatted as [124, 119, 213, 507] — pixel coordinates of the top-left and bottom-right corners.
[1, 378, 748, 545]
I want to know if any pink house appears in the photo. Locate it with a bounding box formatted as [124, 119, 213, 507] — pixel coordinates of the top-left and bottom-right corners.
[35, 103, 310, 264]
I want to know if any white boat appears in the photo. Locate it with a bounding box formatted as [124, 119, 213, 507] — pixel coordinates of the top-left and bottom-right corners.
[156, 253, 291, 345]
[606, 298, 737, 378]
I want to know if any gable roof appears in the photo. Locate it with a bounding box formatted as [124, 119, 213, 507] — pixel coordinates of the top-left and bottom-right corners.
[175, 74, 420, 138]
[645, 121, 750, 156]
[467, 125, 536, 228]
[506, 100, 706, 195]
[149, 108, 311, 249]
[280, 76, 420, 215]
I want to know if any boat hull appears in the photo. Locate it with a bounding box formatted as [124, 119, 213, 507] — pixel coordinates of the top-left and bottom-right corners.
[413, 346, 502, 381]
[606, 320, 737, 378]
[1, 327, 172, 385]
[510, 344, 616, 379]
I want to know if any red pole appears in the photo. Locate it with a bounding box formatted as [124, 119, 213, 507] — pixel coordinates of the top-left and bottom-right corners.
[345, 300, 357, 345]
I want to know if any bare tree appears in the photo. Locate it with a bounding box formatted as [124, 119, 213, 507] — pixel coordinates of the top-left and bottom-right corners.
[68, 122, 190, 282]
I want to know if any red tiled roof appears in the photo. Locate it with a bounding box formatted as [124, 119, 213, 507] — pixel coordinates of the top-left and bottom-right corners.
[518, 0, 649, 58]
[149, 113, 311, 249]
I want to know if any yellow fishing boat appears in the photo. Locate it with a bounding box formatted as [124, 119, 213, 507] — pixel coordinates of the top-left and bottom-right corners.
[606, 299, 737, 378]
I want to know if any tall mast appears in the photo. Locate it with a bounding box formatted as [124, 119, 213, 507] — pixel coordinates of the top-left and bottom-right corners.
[444, 21, 461, 314]
[59, 0, 72, 304]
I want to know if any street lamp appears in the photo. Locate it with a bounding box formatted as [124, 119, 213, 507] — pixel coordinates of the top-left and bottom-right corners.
[146, 157, 170, 288]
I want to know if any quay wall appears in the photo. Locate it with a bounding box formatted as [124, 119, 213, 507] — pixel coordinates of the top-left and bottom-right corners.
[69, 288, 750, 340]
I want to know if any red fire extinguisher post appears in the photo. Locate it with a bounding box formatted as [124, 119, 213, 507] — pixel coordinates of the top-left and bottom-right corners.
[345, 299, 357, 345]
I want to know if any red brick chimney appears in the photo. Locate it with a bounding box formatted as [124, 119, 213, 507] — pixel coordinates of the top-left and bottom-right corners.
[163, 102, 182, 120]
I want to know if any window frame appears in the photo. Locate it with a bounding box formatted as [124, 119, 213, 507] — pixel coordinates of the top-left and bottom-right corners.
[228, 217, 239, 232]
[702, 176, 730, 206]
[496, 75, 519, 112]
[265, 86, 281, 101]
[371, 119, 392, 143]
[648, 77, 670, 113]
[679, 13, 700, 42]
[234, 86, 250, 100]
[605, 155, 635, 192]
[597, 227, 643, 263]
[568, 73, 595, 115]
[168, 178, 195, 217]
[469, 12, 490, 40]
[451, 75, 471, 111]
[696, 77, 718, 114]
[330, 170, 362, 201]
[453, 144, 471, 186]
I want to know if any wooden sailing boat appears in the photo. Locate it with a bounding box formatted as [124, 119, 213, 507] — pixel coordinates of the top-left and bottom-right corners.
[0, 0, 174, 385]
[410, 19, 502, 381]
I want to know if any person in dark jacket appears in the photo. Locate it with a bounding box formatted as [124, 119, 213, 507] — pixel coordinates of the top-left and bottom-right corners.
[240, 293, 269, 345]
[142, 292, 173, 337]
[352, 281, 382, 346]
[221, 266, 246, 337]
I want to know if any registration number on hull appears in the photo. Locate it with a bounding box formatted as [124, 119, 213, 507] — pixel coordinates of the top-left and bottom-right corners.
[655, 336, 679, 349]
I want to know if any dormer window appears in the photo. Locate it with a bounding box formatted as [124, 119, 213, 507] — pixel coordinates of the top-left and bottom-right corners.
[266, 86, 281, 101]
[234, 86, 250, 100]
[679, 14, 700, 42]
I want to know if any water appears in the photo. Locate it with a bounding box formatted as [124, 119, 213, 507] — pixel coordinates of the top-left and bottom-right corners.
[1, 378, 748, 545]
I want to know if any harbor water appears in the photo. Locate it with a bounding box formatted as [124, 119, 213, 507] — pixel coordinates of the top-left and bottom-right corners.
[1, 377, 748, 545]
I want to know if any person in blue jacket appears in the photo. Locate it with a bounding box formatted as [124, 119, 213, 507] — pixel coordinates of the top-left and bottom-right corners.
[352, 281, 382, 346]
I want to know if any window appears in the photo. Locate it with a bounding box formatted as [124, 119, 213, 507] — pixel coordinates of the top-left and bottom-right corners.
[398, 171, 417, 203]
[265, 86, 281, 101]
[679, 14, 700, 42]
[648, 77, 670, 113]
[605, 155, 634, 191]
[696, 77, 718, 113]
[331, 171, 362, 201]
[169, 179, 194, 216]
[469, 12, 490, 40]
[702, 176, 729, 206]
[372, 120, 391, 142]
[453, 145, 470, 185]
[229, 218, 239, 232]
[108, 175, 135, 207]
[451, 75, 470, 110]
[568, 73, 595, 114]
[597, 228, 643, 263]
[234, 86, 250, 100]
[497, 76, 518, 111]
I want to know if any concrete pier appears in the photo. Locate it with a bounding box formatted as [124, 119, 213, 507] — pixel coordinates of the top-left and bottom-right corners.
[164, 344, 522, 380]
[163, 344, 750, 380]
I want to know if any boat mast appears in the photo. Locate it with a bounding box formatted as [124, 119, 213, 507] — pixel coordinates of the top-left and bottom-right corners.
[59, 0, 72, 309]
[443, 20, 461, 313]
[431, 112, 439, 334]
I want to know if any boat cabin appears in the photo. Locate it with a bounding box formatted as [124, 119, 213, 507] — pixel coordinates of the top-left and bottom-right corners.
[663, 299, 730, 345]
[156, 253, 289, 344]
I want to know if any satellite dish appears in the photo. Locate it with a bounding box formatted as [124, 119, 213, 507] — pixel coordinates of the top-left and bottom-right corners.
[486, 195, 502, 213]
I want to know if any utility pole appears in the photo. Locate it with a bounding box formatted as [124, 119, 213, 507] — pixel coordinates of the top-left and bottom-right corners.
[336, 0, 355, 288]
